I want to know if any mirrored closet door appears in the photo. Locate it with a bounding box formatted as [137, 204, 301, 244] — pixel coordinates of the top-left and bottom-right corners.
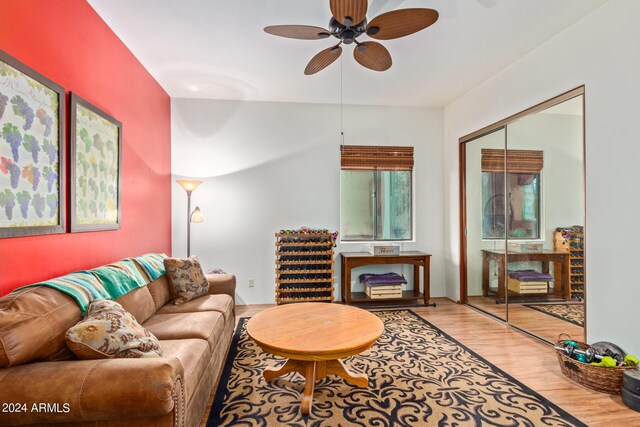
[461, 87, 586, 343]
[463, 127, 507, 321]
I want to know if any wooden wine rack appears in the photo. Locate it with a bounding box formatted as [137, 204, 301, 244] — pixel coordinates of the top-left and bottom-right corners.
[554, 226, 584, 300]
[275, 232, 334, 304]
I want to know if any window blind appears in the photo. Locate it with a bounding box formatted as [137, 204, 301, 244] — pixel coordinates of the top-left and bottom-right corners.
[340, 145, 414, 171]
[481, 149, 543, 173]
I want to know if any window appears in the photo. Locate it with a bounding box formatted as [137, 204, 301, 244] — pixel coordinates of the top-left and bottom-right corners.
[481, 149, 543, 240]
[340, 145, 413, 241]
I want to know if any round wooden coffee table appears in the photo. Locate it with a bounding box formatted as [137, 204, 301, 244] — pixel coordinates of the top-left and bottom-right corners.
[246, 302, 384, 415]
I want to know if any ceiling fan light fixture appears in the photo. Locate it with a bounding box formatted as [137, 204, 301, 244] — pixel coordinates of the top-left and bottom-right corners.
[343, 28, 356, 44]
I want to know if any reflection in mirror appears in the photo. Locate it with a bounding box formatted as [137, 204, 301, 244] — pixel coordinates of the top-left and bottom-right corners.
[505, 94, 585, 343]
[464, 128, 507, 321]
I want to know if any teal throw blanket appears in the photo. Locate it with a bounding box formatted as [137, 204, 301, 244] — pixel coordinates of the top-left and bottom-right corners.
[15, 271, 110, 315]
[134, 253, 167, 281]
[89, 259, 147, 298]
[14, 258, 151, 315]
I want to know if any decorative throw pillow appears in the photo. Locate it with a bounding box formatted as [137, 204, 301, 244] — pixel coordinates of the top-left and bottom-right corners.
[164, 256, 210, 305]
[65, 299, 162, 359]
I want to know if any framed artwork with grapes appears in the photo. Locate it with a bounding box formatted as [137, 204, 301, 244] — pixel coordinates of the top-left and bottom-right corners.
[70, 93, 122, 232]
[0, 50, 66, 238]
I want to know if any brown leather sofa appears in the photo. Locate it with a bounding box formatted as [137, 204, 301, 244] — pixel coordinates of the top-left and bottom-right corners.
[0, 265, 236, 427]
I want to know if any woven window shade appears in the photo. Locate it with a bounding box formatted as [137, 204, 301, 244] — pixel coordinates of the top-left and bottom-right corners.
[340, 145, 414, 171]
[481, 149, 543, 173]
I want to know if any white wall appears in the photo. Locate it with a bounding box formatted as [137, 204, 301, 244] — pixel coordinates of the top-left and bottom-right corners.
[172, 99, 444, 305]
[444, 0, 640, 354]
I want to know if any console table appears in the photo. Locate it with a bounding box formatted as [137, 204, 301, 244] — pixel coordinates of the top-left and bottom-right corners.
[481, 249, 570, 303]
[340, 251, 432, 306]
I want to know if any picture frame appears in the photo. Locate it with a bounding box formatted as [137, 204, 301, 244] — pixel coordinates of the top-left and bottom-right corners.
[0, 50, 66, 238]
[70, 93, 122, 232]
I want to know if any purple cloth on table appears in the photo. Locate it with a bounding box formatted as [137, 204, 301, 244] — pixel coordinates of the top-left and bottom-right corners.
[508, 269, 553, 281]
[359, 272, 407, 286]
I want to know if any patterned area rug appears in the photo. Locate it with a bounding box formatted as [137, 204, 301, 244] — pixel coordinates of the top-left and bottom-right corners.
[207, 310, 585, 426]
[523, 303, 584, 327]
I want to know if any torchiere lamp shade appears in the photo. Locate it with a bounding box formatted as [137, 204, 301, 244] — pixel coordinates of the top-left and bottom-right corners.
[176, 179, 202, 192]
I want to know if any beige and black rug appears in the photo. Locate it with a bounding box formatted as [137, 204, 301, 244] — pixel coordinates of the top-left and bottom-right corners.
[523, 303, 584, 327]
[207, 310, 585, 426]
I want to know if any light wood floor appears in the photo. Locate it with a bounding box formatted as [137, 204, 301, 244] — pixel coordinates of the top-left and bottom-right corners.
[467, 295, 585, 343]
[201, 299, 639, 427]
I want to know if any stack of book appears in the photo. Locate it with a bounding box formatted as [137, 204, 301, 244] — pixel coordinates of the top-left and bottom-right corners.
[359, 272, 406, 299]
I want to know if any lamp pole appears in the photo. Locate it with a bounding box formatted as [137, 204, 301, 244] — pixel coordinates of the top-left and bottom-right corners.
[177, 179, 203, 258]
[186, 189, 193, 257]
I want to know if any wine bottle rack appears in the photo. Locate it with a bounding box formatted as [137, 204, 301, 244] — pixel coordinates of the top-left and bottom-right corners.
[554, 226, 584, 301]
[275, 231, 335, 304]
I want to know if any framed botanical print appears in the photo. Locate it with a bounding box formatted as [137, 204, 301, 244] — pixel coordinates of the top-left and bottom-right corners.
[70, 93, 122, 232]
[0, 50, 66, 238]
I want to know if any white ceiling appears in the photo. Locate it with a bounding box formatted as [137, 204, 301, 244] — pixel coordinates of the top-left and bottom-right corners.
[88, 0, 607, 107]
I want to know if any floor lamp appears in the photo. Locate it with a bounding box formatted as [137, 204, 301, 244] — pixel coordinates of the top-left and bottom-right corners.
[176, 179, 204, 257]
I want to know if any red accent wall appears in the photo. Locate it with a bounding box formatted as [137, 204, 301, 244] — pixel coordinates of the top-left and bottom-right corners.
[0, 0, 172, 295]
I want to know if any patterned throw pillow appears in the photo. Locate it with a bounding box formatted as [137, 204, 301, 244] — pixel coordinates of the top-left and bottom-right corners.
[164, 256, 210, 305]
[65, 299, 162, 359]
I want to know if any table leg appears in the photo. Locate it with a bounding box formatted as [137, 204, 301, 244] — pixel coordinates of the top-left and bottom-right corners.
[264, 357, 369, 415]
[562, 258, 570, 300]
[325, 359, 368, 387]
[482, 253, 489, 297]
[301, 361, 316, 415]
[413, 263, 420, 299]
[542, 261, 550, 275]
[497, 256, 505, 303]
[541, 261, 553, 293]
[423, 257, 431, 306]
[345, 261, 352, 305]
[263, 358, 306, 382]
[340, 257, 346, 303]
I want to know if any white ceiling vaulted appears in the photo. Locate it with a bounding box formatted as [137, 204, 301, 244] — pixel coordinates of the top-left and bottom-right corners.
[88, 0, 607, 107]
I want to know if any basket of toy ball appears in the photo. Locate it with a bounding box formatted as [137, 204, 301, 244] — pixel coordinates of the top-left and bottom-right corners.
[555, 334, 639, 394]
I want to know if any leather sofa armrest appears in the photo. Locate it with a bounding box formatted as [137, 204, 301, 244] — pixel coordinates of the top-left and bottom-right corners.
[205, 273, 236, 301]
[0, 357, 184, 425]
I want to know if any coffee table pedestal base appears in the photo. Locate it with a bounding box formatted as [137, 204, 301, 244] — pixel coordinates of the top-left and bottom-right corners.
[264, 358, 368, 415]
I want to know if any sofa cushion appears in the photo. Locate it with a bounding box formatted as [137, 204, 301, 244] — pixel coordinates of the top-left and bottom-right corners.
[143, 311, 224, 349]
[148, 275, 172, 311]
[159, 339, 210, 402]
[66, 299, 162, 359]
[164, 256, 209, 305]
[0, 287, 81, 367]
[115, 286, 156, 324]
[157, 294, 234, 322]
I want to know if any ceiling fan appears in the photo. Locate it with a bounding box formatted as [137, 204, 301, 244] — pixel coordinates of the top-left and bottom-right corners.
[264, 0, 439, 75]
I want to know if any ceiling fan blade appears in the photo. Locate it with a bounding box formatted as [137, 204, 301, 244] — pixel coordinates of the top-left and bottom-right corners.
[353, 41, 392, 71]
[305, 46, 343, 75]
[366, 8, 439, 40]
[330, 0, 368, 26]
[264, 25, 331, 40]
